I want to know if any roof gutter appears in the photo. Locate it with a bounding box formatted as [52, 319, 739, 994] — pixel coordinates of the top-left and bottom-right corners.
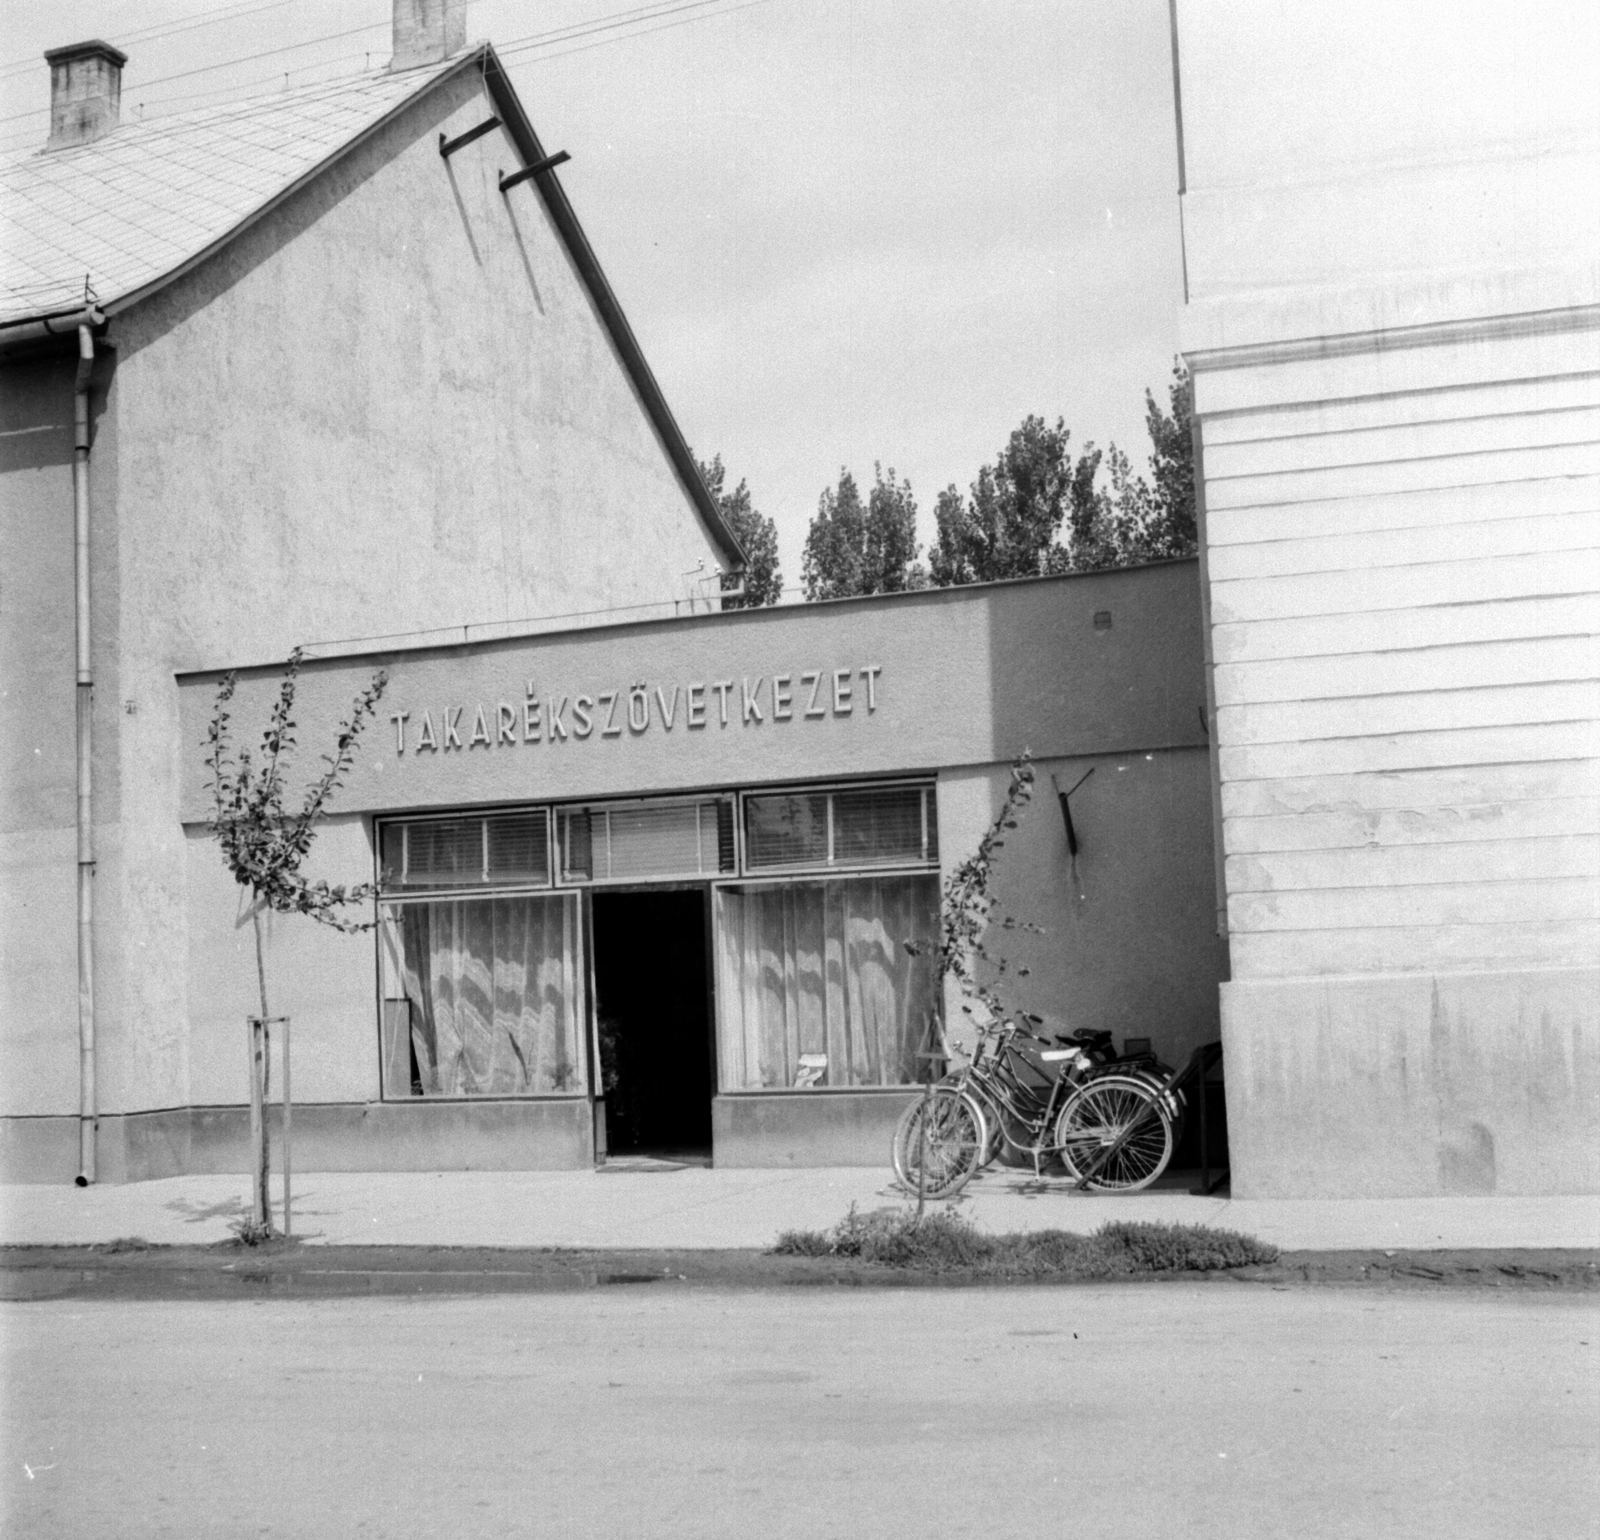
[0, 305, 106, 355]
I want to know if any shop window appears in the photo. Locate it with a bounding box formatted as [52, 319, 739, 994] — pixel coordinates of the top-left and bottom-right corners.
[833, 784, 936, 865]
[379, 812, 551, 892]
[743, 791, 830, 869]
[742, 783, 936, 872]
[713, 874, 940, 1091]
[487, 813, 549, 885]
[377, 892, 586, 1097]
[558, 798, 735, 883]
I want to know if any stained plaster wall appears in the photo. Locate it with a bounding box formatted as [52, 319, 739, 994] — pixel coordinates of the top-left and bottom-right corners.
[1, 355, 85, 1117]
[937, 753, 1225, 1075]
[46, 66, 727, 1131]
[183, 816, 380, 1108]
[1176, 0, 1600, 1196]
[1174, 0, 1599, 300]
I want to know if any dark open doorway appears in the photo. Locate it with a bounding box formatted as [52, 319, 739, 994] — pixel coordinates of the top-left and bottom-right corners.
[590, 888, 713, 1160]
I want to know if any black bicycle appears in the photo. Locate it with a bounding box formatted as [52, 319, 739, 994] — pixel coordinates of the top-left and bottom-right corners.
[892, 1019, 1184, 1198]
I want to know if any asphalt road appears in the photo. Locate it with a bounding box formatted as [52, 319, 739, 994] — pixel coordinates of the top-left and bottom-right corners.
[4, 1285, 1596, 1538]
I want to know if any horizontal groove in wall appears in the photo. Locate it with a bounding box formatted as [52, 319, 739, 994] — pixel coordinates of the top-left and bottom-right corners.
[1205, 473, 1600, 547]
[1224, 833, 1599, 895]
[1193, 324, 1600, 420]
[1218, 676, 1598, 742]
[1207, 509, 1597, 583]
[1223, 795, 1600, 856]
[1207, 442, 1600, 512]
[1211, 594, 1597, 666]
[1228, 919, 1598, 976]
[1210, 552, 1599, 624]
[1219, 758, 1599, 820]
[1227, 875, 1597, 932]
[1218, 721, 1599, 782]
[1214, 635, 1598, 707]
[1205, 405, 1600, 481]
[1200, 370, 1600, 444]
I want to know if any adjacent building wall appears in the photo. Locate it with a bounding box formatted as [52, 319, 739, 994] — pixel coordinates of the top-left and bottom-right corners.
[3, 65, 733, 1166]
[1175, 2, 1600, 302]
[1175, 0, 1600, 1196]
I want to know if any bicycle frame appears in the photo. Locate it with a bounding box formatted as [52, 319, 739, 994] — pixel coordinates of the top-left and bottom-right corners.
[941, 1021, 1185, 1179]
[951, 1023, 1093, 1177]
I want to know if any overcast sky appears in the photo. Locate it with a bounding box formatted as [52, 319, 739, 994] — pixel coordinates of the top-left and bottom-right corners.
[1, 0, 1187, 593]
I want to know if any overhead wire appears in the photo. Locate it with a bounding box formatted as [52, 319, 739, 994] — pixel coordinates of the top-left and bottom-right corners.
[0, 0, 772, 151]
[498, 0, 734, 54]
[503, 0, 773, 64]
[0, 16, 391, 128]
[0, 0, 370, 81]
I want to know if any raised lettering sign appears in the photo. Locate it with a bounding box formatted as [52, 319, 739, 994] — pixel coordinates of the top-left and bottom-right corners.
[387, 664, 882, 754]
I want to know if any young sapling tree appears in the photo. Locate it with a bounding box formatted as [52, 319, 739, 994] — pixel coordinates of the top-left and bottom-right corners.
[899, 753, 1043, 1218]
[204, 647, 387, 1239]
[909, 751, 1045, 1048]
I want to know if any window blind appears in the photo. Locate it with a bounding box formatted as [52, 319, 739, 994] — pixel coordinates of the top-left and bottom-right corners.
[743, 784, 936, 872]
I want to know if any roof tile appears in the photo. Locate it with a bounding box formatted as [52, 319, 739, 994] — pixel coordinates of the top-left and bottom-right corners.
[0, 59, 460, 327]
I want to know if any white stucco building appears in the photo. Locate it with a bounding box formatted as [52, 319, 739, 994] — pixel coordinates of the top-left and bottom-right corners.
[1173, 0, 1599, 1196]
[0, 7, 751, 1181]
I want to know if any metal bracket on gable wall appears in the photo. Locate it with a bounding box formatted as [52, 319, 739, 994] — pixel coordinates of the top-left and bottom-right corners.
[499, 151, 571, 193]
[438, 117, 501, 158]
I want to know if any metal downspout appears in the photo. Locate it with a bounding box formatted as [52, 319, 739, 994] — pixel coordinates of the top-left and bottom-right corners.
[73, 323, 97, 1186]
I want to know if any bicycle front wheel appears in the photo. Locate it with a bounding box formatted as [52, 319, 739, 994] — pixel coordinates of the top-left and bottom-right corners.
[891, 1088, 987, 1199]
[1053, 1074, 1173, 1193]
[963, 1084, 1005, 1169]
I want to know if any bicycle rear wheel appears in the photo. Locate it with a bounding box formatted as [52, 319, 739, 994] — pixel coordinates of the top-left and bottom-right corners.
[1053, 1074, 1173, 1193]
[891, 1088, 986, 1199]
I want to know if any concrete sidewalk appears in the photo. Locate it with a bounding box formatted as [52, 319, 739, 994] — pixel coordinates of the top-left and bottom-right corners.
[3, 1165, 1597, 1252]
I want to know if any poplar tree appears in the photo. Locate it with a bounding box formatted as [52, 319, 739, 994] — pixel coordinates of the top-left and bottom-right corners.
[802, 467, 866, 600]
[927, 415, 1074, 585]
[927, 366, 1196, 583]
[697, 453, 783, 607]
[1060, 364, 1197, 570]
[802, 464, 926, 599]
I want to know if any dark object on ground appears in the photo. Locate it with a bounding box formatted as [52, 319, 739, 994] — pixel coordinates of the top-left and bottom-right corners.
[773, 1207, 1276, 1277]
[1, 1241, 1595, 1301]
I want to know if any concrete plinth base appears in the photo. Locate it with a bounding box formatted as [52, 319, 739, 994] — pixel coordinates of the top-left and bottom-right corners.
[1221, 965, 1600, 1199]
[712, 1090, 918, 1167]
[0, 1099, 594, 1184]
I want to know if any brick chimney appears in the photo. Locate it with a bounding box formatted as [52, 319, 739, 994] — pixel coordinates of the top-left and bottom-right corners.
[44, 40, 127, 150]
[389, 0, 466, 71]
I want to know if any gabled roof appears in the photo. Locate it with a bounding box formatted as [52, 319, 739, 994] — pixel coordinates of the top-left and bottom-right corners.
[0, 45, 743, 567]
[0, 60, 457, 327]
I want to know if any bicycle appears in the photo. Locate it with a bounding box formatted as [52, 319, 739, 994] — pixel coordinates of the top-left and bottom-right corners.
[892, 1019, 1184, 1198]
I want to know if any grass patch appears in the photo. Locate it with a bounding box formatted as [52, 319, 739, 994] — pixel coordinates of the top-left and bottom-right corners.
[228, 1216, 277, 1247]
[772, 1206, 1277, 1279]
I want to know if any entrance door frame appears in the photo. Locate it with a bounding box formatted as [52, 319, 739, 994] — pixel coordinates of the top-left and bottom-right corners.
[584, 879, 719, 1163]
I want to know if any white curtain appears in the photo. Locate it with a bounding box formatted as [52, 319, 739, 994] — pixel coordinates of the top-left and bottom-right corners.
[715, 876, 939, 1090]
[380, 895, 586, 1096]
